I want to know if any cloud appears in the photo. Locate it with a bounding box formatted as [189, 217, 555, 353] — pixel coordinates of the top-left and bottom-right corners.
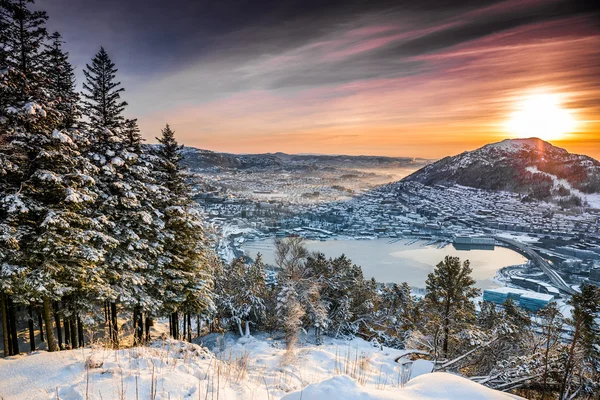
[37, 0, 600, 158]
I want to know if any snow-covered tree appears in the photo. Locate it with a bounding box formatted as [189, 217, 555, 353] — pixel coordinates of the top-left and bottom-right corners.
[0, 0, 119, 353]
[44, 32, 79, 129]
[559, 284, 600, 399]
[424, 256, 480, 360]
[81, 48, 164, 347]
[274, 237, 330, 347]
[81, 47, 127, 132]
[155, 123, 214, 341]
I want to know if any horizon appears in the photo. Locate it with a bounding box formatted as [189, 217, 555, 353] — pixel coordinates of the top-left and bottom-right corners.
[38, 0, 600, 159]
[182, 136, 600, 162]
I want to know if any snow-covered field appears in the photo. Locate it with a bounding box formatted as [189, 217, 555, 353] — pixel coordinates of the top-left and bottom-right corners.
[0, 334, 522, 400]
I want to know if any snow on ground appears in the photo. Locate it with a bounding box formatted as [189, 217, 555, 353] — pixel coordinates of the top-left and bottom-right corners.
[0, 334, 523, 400]
[525, 166, 600, 208]
[496, 232, 539, 244]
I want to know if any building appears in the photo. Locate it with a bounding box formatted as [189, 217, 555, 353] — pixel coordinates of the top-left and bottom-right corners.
[483, 287, 554, 312]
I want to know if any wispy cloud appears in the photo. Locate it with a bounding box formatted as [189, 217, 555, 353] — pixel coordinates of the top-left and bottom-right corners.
[41, 0, 600, 158]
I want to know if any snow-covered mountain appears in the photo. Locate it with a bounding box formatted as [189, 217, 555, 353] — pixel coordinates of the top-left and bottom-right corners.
[403, 138, 600, 205]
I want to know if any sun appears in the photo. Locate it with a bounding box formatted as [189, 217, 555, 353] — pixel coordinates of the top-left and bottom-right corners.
[505, 93, 576, 141]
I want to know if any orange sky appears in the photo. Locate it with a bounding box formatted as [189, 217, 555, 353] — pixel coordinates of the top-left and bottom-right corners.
[128, 3, 600, 160]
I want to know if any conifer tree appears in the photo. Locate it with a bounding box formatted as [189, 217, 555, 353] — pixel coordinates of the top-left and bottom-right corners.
[81, 47, 127, 132]
[425, 256, 480, 359]
[155, 123, 214, 339]
[559, 284, 600, 399]
[123, 118, 142, 150]
[44, 32, 79, 129]
[81, 48, 163, 347]
[538, 303, 564, 399]
[0, 0, 116, 353]
[1, 0, 47, 97]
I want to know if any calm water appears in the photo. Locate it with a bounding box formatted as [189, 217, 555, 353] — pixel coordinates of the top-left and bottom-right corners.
[241, 238, 527, 289]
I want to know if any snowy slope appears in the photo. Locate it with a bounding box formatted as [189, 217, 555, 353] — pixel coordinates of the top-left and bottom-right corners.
[282, 373, 523, 400]
[403, 138, 600, 203]
[0, 335, 522, 400]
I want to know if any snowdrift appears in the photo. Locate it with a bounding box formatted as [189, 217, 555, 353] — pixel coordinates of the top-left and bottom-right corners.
[0, 336, 523, 400]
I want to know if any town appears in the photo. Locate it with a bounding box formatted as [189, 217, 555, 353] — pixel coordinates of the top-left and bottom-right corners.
[191, 166, 600, 297]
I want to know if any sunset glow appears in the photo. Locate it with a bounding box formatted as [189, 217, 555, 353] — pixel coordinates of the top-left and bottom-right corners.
[42, 0, 600, 159]
[505, 93, 577, 141]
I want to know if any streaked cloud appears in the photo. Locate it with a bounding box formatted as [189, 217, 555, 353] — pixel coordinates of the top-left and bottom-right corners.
[40, 0, 600, 158]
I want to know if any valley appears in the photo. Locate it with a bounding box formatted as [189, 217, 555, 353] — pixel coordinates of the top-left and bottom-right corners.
[188, 139, 600, 298]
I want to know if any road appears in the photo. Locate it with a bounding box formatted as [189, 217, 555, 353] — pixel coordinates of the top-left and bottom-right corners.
[494, 236, 578, 296]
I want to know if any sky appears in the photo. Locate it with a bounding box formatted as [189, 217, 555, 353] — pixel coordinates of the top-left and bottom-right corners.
[38, 0, 600, 159]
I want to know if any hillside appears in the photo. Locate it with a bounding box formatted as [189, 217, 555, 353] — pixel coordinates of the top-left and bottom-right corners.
[180, 147, 427, 171]
[403, 138, 600, 206]
[0, 335, 523, 400]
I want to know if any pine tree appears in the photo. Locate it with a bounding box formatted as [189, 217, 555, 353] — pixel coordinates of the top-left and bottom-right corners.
[155, 123, 214, 338]
[81, 47, 127, 132]
[559, 284, 600, 399]
[123, 118, 142, 150]
[44, 32, 79, 129]
[81, 48, 163, 347]
[1, 0, 47, 98]
[538, 303, 564, 399]
[0, 0, 117, 353]
[425, 256, 480, 359]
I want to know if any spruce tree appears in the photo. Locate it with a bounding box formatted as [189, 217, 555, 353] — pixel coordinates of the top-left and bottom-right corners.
[44, 32, 79, 129]
[155, 123, 214, 338]
[425, 256, 480, 359]
[0, 0, 115, 353]
[2, 0, 47, 97]
[81, 48, 162, 347]
[81, 47, 127, 132]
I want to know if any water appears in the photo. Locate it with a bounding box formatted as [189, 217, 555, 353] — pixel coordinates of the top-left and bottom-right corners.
[241, 238, 527, 289]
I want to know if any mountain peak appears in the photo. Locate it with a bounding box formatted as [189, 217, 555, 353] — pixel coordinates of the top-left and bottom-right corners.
[482, 137, 563, 154]
[403, 138, 600, 205]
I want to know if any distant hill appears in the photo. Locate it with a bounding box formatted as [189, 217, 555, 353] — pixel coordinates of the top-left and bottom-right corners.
[180, 147, 428, 171]
[402, 138, 600, 206]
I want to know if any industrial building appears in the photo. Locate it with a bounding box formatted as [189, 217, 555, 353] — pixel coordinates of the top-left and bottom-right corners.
[483, 287, 554, 312]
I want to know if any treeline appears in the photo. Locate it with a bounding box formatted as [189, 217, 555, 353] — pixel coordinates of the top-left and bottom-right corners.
[1, 0, 213, 352]
[214, 238, 599, 399]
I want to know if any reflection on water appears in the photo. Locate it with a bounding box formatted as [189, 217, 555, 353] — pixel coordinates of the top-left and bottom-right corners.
[241, 238, 527, 289]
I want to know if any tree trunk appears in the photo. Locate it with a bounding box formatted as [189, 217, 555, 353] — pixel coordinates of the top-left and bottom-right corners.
[560, 319, 582, 400]
[442, 298, 451, 359]
[110, 302, 118, 348]
[237, 320, 244, 337]
[70, 316, 78, 349]
[42, 297, 58, 352]
[197, 316, 201, 338]
[145, 316, 152, 342]
[140, 311, 145, 344]
[7, 296, 19, 355]
[132, 308, 138, 345]
[105, 300, 112, 345]
[182, 313, 187, 339]
[37, 309, 44, 343]
[64, 313, 71, 349]
[1, 294, 9, 357]
[28, 306, 36, 352]
[541, 322, 553, 400]
[187, 314, 192, 342]
[171, 312, 179, 339]
[53, 302, 63, 350]
[77, 316, 84, 347]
